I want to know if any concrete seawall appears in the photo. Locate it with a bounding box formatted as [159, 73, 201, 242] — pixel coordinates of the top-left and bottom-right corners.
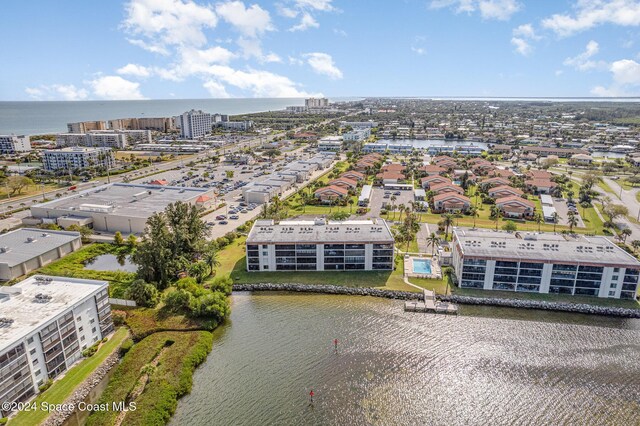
[232, 283, 640, 318]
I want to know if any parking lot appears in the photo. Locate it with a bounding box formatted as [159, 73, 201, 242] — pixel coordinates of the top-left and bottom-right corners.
[551, 197, 585, 228]
[368, 186, 415, 220]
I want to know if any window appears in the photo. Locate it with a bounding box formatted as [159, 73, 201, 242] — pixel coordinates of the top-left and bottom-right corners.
[33, 359, 38, 366]
[613, 268, 620, 272]
[612, 275, 619, 281]
[29, 348, 36, 355]
[78, 326, 83, 332]
[609, 290, 616, 297]
[80, 335, 85, 341]
[263, 265, 268, 270]
[35, 369, 41, 376]
[77, 316, 82, 322]
[82, 345, 87, 350]
[91, 327, 96, 334]
[610, 283, 617, 289]
[90, 319, 95, 324]
[27, 337, 34, 344]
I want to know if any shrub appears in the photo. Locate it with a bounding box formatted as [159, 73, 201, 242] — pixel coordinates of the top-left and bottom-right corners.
[208, 275, 233, 295]
[112, 310, 127, 326]
[164, 289, 195, 313]
[82, 344, 98, 358]
[191, 292, 230, 322]
[119, 338, 134, 356]
[114, 231, 124, 246]
[127, 279, 160, 308]
[38, 379, 53, 393]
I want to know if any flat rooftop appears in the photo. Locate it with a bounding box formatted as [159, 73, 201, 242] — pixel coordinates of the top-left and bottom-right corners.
[32, 183, 209, 219]
[0, 275, 107, 353]
[247, 218, 394, 244]
[453, 227, 640, 267]
[0, 228, 80, 267]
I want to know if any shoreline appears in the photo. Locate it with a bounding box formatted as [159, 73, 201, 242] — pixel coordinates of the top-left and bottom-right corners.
[232, 283, 640, 318]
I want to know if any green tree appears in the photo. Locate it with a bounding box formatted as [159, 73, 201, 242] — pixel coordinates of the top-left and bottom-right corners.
[427, 232, 439, 256]
[567, 211, 578, 233]
[533, 212, 543, 233]
[441, 213, 455, 240]
[490, 205, 501, 230]
[502, 220, 517, 232]
[619, 228, 632, 243]
[225, 170, 234, 179]
[551, 212, 561, 233]
[113, 231, 124, 246]
[189, 261, 210, 284]
[126, 279, 159, 308]
[6, 176, 34, 196]
[126, 234, 138, 249]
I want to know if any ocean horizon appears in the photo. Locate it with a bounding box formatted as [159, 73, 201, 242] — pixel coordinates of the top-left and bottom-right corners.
[1, 96, 638, 135]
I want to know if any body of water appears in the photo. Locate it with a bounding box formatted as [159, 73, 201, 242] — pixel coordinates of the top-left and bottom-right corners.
[83, 254, 137, 273]
[377, 138, 489, 150]
[172, 292, 640, 425]
[0, 98, 359, 135]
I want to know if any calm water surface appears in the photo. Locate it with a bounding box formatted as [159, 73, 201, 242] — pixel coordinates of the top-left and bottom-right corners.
[83, 254, 137, 273]
[172, 292, 640, 425]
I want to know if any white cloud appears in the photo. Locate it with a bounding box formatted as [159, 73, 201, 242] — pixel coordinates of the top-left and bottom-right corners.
[303, 52, 343, 79]
[289, 12, 319, 31]
[126, 38, 170, 55]
[205, 65, 321, 97]
[411, 46, 427, 55]
[293, 0, 334, 11]
[216, 1, 273, 38]
[555, 69, 564, 76]
[203, 80, 231, 98]
[429, 0, 521, 21]
[276, 4, 298, 18]
[513, 23, 539, 39]
[123, 0, 217, 52]
[543, 0, 640, 37]
[563, 40, 607, 70]
[117, 63, 152, 78]
[592, 58, 640, 96]
[90, 76, 146, 100]
[24, 84, 88, 101]
[333, 28, 347, 37]
[511, 37, 532, 56]
[236, 38, 281, 63]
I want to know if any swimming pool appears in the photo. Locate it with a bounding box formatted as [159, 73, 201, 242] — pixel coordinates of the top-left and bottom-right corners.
[412, 258, 432, 274]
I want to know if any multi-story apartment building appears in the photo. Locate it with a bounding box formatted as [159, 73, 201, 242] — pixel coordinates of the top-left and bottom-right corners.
[219, 121, 254, 131]
[55, 133, 86, 147]
[178, 110, 213, 139]
[318, 136, 343, 151]
[0, 135, 31, 154]
[246, 218, 395, 272]
[305, 97, 329, 108]
[42, 147, 115, 171]
[108, 117, 174, 132]
[452, 228, 640, 299]
[67, 121, 107, 133]
[343, 128, 371, 142]
[85, 132, 128, 149]
[0, 275, 114, 417]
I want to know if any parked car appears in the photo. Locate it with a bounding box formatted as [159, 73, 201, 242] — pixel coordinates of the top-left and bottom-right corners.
[219, 220, 228, 225]
[215, 215, 226, 220]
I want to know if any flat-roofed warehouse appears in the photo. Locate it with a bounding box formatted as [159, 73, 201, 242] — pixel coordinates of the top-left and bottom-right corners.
[452, 227, 640, 299]
[27, 183, 213, 234]
[246, 218, 395, 272]
[0, 228, 81, 280]
[0, 276, 113, 417]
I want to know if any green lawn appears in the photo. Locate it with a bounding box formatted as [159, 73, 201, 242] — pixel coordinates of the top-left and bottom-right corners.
[597, 179, 616, 196]
[10, 327, 129, 426]
[453, 286, 640, 309]
[409, 277, 449, 294]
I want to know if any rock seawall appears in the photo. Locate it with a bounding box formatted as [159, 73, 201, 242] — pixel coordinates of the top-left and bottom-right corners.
[232, 283, 640, 318]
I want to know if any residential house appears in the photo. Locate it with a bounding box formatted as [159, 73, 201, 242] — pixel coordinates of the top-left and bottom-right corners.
[429, 182, 464, 195]
[421, 175, 452, 189]
[525, 178, 557, 194]
[341, 170, 365, 181]
[495, 196, 535, 219]
[377, 171, 406, 184]
[314, 185, 349, 202]
[329, 177, 358, 190]
[569, 153, 594, 165]
[432, 193, 471, 213]
[488, 185, 524, 199]
[418, 164, 446, 176]
[478, 177, 510, 190]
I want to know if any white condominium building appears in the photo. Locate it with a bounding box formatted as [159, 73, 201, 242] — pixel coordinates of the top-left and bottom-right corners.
[246, 218, 395, 272]
[0, 135, 31, 154]
[305, 97, 329, 108]
[42, 147, 115, 171]
[178, 109, 213, 139]
[0, 276, 114, 417]
[452, 228, 640, 299]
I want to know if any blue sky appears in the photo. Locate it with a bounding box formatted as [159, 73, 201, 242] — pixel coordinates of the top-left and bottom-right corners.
[2, 0, 640, 100]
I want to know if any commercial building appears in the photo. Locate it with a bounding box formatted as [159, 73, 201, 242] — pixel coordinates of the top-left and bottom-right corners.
[0, 276, 114, 417]
[246, 218, 395, 271]
[178, 110, 213, 139]
[341, 121, 378, 128]
[218, 121, 253, 131]
[343, 128, 371, 142]
[318, 136, 343, 151]
[133, 143, 209, 153]
[42, 147, 115, 172]
[305, 97, 329, 108]
[28, 182, 213, 234]
[452, 228, 640, 299]
[67, 121, 107, 133]
[0, 228, 81, 281]
[0, 135, 31, 154]
[363, 142, 413, 154]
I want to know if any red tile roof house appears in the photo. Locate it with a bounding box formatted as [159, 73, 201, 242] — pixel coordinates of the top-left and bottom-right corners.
[314, 185, 349, 202]
[490, 168, 516, 178]
[495, 196, 535, 219]
[355, 160, 377, 173]
[429, 182, 464, 195]
[488, 185, 524, 199]
[341, 170, 365, 181]
[418, 164, 446, 176]
[381, 163, 406, 173]
[432, 193, 472, 213]
[376, 171, 406, 184]
[421, 175, 452, 189]
[452, 170, 478, 182]
[471, 162, 495, 175]
[195, 194, 212, 207]
[525, 178, 557, 194]
[477, 176, 511, 189]
[329, 177, 358, 190]
[527, 169, 553, 180]
[434, 158, 457, 169]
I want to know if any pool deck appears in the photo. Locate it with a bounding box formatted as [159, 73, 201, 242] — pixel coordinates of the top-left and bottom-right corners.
[404, 255, 442, 280]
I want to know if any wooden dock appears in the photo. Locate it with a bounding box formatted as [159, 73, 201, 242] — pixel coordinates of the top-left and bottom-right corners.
[403, 289, 458, 314]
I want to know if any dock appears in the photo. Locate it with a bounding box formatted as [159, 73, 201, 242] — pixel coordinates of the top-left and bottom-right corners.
[404, 290, 458, 315]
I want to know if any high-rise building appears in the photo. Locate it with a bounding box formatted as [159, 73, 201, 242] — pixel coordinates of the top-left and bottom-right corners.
[305, 98, 329, 108]
[0, 275, 114, 417]
[66, 121, 108, 133]
[0, 135, 31, 154]
[108, 117, 174, 132]
[178, 110, 213, 139]
[42, 147, 115, 171]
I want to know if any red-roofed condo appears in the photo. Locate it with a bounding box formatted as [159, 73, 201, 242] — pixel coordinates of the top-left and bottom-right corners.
[495, 196, 535, 219]
[314, 185, 349, 203]
[432, 193, 471, 213]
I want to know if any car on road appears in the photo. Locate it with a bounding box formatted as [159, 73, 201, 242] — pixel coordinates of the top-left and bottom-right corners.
[219, 220, 228, 225]
[215, 215, 226, 220]
[383, 194, 390, 199]
[393, 191, 401, 196]
[230, 215, 240, 220]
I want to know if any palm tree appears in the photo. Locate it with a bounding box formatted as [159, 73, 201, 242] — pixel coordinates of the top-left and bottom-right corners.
[427, 232, 439, 256]
[567, 211, 578, 233]
[490, 205, 500, 230]
[203, 241, 221, 276]
[631, 240, 640, 252]
[441, 213, 455, 240]
[398, 203, 406, 221]
[469, 206, 479, 228]
[533, 212, 543, 232]
[551, 212, 561, 233]
[348, 198, 355, 213]
[442, 266, 453, 295]
[619, 228, 632, 243]
[390, 195, 397, 220]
